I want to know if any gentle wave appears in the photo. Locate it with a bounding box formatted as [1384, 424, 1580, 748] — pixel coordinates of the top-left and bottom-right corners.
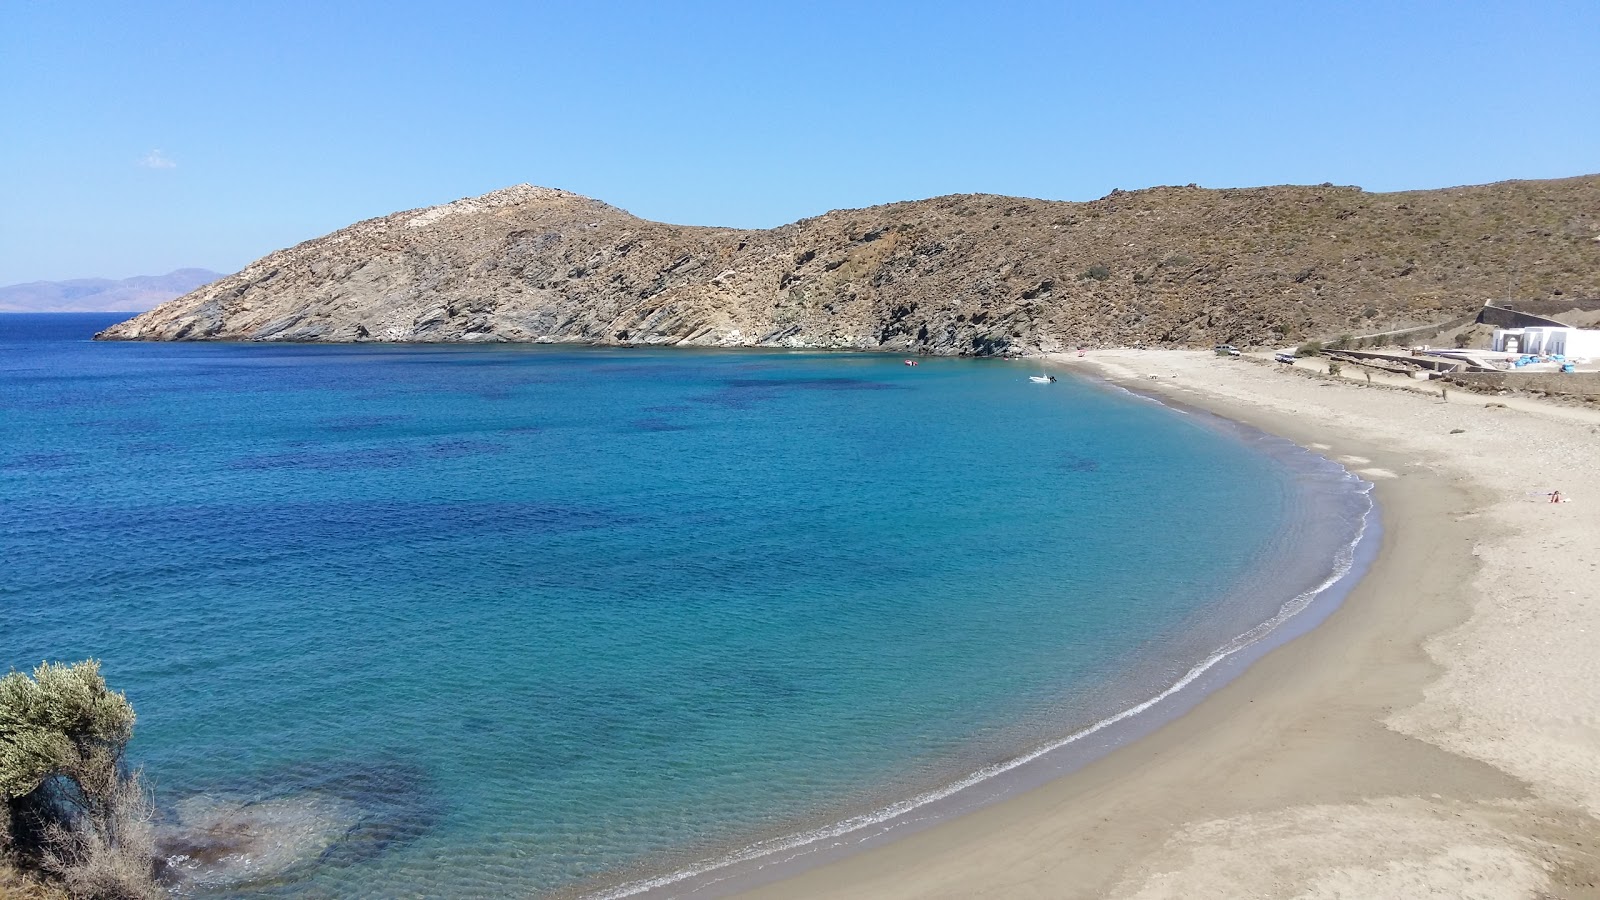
[593, 461, 1377, 898]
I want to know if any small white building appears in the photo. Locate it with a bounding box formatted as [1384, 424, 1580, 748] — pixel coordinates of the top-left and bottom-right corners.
[1491, 326, 1600, 358]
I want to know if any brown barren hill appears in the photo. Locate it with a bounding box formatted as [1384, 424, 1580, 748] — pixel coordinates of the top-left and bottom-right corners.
[96, 176, 1600, 353]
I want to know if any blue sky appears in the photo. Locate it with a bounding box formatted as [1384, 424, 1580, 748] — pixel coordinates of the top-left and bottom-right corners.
[2, 0, 1596, 284]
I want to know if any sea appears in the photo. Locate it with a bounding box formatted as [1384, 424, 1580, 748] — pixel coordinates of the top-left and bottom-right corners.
[0, 313, 1374, 898]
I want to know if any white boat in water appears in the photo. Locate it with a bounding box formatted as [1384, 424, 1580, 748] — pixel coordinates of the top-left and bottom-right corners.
[1029, 374, 1057, 384]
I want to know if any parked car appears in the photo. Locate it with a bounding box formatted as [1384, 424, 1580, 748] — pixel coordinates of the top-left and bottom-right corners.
[1214, 344, 1241, 357]
[1274, 352, 1298, 363]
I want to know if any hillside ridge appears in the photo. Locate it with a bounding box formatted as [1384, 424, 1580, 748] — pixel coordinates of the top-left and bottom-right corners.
[3, 268, 222, 313]
[97, 176, 1600, 353]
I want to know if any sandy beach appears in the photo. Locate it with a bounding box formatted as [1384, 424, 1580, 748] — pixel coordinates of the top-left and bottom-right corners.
[739, 350, 1600, 899]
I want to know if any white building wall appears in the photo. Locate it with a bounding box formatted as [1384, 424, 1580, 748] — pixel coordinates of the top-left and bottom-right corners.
[1490, 326, 1600, 357]
[1492, 328, 1524, 352]
[1566, 329, 1600, 358]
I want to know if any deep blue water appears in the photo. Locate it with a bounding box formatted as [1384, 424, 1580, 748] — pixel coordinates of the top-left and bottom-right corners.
[2, 314, 1365, 897]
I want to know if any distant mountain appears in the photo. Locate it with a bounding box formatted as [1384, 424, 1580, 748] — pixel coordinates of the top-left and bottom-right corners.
[0, 269, 224, 313]
[98, 175, 1600, 352]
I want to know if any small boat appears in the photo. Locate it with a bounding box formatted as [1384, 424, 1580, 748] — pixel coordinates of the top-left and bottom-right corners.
[903, 359, 919, 366]
[1029, 375, 1057, 384]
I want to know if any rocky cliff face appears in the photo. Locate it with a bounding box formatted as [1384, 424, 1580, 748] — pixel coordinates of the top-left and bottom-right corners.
[97, 177, 1600, 354]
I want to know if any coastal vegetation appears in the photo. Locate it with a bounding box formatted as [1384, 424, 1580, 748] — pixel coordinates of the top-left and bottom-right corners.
[0, 662, 158, 900]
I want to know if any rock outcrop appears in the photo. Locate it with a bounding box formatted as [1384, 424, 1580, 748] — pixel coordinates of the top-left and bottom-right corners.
[97, 177, 1600, 354]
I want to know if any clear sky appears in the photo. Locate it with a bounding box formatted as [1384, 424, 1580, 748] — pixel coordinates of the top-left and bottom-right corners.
[2, 0, 1596, 284]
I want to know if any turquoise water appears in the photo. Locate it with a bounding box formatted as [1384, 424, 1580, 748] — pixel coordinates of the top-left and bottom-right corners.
[2, 315, 1366, 897]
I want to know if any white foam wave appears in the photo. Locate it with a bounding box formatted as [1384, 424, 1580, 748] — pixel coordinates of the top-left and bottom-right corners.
[591, 463, 1378, 899]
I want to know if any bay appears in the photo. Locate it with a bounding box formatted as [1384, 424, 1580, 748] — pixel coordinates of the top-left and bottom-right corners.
[1, 314, 1361, 897]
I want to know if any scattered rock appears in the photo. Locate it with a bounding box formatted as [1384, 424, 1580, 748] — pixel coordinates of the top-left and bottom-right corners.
[154, 760, 440, 892]
[1450, 428, 1467, 434]
[157, 793, 361, 889]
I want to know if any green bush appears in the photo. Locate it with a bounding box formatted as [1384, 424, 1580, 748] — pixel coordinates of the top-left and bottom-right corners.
[1, 661, 158, 899]
[1, 662, 133, 802]
[1080, 264, 1111, 281]
[1297, 340, 1324, 357]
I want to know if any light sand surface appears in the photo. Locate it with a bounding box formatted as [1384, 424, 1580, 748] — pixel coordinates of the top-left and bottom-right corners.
[740, 350, 1600, 899]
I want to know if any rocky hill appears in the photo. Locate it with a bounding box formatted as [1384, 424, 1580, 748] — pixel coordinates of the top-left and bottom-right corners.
[3, 268, 222, 313]
[96, 178, 1600, 354]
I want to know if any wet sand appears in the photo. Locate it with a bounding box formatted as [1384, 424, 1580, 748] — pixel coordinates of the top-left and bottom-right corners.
[738, 350, 1600, 899]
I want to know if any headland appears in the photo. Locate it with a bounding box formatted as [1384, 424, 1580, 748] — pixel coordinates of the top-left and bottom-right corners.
[93, 176, 1600, 357]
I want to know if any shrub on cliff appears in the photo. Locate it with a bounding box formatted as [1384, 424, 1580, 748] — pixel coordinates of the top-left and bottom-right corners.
[0, 662, 158, 899]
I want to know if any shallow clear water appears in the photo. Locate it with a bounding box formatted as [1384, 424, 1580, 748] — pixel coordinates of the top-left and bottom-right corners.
[2, 315, 1363, 897]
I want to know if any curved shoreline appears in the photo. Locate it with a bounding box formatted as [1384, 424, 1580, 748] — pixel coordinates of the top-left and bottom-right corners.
[586, 368, 1382, 899]
[725, 350, 1600, 899]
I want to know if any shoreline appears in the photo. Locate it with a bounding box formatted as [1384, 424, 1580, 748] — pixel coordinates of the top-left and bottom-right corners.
[729, 350, 1600, 898]
[590, 362, 1382, 899]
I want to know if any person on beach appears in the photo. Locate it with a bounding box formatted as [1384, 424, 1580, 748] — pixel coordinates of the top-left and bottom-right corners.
[1551, 490, 1562, 503]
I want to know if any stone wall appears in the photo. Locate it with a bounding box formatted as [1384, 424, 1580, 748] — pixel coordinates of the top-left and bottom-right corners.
[1480, 298, 1600, 329]
[1478, 303, 1572, 329]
